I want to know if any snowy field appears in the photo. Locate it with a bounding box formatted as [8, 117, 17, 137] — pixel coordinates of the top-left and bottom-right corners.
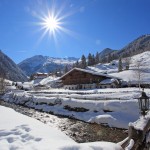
[0, 106, 123, 150]
[2, 87, 150, 129]
[88, 51, 150, 84]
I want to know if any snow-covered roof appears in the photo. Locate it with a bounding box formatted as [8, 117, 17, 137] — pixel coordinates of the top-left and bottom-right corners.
[60, 67, 122, 80]
[35, 72, 48, 75]
[22, 84, 32, 89]
[16, 82, 22, 86]
[100, 78, 119, 85]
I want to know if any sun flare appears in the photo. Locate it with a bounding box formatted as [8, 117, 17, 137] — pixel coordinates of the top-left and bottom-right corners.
[43, 15, 60, 32]
[39, 12, 62, 38]
[46, 17, 57, 30]
[35, 3, 76, 43]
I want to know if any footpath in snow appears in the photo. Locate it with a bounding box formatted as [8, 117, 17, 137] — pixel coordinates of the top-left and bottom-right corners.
[0, 106, 123, 150]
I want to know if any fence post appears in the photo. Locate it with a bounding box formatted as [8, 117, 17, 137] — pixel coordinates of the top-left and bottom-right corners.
[121, 119, 150, 149]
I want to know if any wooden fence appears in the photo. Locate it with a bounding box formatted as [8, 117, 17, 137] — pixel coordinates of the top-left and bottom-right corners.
[121, 117, 150, 149]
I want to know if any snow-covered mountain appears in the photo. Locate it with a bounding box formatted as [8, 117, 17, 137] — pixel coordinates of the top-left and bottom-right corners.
[99, 48, 117, 58]
[18, 55, 78, 76]
[117, 34, 150, 57]
[0, 50, 27, 82]
[88, 51, 150, 84]
[99, 34, 150, 62]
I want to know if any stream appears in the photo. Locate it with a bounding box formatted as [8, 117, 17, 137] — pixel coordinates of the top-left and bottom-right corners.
[0, 100, 128, 143]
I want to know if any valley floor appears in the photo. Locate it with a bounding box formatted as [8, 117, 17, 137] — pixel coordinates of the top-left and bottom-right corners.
[1, 87, 150, 149]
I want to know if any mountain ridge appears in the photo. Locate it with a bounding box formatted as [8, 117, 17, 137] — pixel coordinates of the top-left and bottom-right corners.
[0, 50, 27, 82]
[18, 55, 78, 76]
[18, 34, 150, 76]
[98, 34, 150, 62]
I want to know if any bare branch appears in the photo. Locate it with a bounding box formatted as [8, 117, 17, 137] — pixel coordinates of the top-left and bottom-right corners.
[133, 60, 144, 90]
[123, 57, 131, 70]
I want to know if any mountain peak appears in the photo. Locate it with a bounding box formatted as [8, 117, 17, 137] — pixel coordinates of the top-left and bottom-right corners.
[99, 48, 117, 58]
[118, 34, 150, 57]
[18, 56, 78, 76]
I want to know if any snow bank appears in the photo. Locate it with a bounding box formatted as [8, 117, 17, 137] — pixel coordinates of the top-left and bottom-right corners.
[0, 106, 123, 150]
[130, 111, 150, 130]
[125, 139, 134, 150]
[0, 106, 74, 150]
[61, 98, 105, 111]
[2, 88, 143, 129]
[33, 96, 58, 105]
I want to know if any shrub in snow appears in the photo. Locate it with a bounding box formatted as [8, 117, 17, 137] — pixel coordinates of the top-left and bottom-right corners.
[54, 98, 62, 105]
[64, 105, 89, 112]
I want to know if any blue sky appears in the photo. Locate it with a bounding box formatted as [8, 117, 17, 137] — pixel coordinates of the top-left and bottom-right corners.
[0, 0, 150, 63]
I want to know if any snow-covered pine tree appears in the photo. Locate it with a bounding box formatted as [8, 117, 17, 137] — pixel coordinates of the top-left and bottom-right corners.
[107, 53, 112, 63]
[75, 60, 79, 68]
[95, 52, 100, 64]
[92, 54, 95, 65]
[64, 65, 69, 73]
[118, 57, 123, 72]
[81, 55, 86, 69]
[88, 53, 93, 66]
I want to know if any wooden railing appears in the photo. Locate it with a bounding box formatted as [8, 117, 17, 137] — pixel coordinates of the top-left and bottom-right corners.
[121, 117, 150, 149]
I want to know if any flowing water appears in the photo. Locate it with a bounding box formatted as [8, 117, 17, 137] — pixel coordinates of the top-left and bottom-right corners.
[0, 100, 128, 143]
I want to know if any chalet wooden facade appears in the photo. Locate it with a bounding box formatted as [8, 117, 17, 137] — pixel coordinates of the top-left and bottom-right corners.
[60, 68, 121, 90]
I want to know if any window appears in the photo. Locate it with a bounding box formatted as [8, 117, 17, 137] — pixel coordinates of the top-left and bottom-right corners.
[90, 79, 92, 83]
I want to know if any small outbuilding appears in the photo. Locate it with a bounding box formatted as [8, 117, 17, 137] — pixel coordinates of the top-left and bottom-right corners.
[99, 78, 120, 88]
[32, 72, 48, 79]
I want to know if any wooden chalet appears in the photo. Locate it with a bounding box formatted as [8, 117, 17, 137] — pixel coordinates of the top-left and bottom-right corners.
[60, 68, 121, 90]
[32, 72, 48, 79]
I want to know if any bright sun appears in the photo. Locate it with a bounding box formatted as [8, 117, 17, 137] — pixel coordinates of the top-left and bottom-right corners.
[37, 10, 64, 40]
[35, 3, 74, 42]
[44, 16, 59, 32]
[39, 12, 61, 38]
